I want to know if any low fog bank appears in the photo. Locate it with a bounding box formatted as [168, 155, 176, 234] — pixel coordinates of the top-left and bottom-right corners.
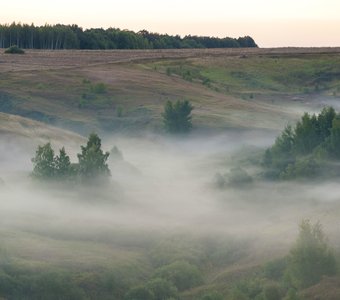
[1, 129, 340, 253]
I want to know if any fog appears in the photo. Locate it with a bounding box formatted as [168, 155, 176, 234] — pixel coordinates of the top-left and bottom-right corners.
[1, 129, 340, 262]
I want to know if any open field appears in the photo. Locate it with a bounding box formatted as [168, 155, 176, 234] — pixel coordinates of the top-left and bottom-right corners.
[1, 47, 340, 134]
[1, 48, 340, 72]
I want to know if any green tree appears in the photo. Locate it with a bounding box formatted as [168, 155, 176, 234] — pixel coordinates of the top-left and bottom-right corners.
[162, 100, 193, 133]
[323, 115, 340, 159]
[55, 147, 72, 178]
[125, 285, 155, 300]
[153, 261, 202, 291]
[200, 291, 224, 300]
[146, 278, 178, 300]
[285, 220, 337, 289]
[31, 143, 56, 179]
[317, 106, 336, 141]
[264, 125, 295, 177]
[77, 133, 110, 181]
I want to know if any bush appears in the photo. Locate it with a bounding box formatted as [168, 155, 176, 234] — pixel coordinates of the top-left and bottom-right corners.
[153, 261, 202, 291]
[91, 82, 107, 94]
[285, 220, 337, 289]
[228, 167, 252, 186]
[213, 172, 226, 188]
[262, 283, 282, 300]
[125, 285, 154, 300]
[116, 105, 124, 117]
[146, 278, 178, 300]
[4, 45, 25, 54]
[200, 291, 224, 300]
[264, 258, 287, 280]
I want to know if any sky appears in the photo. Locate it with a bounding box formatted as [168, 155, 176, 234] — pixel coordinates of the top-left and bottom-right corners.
[2, 0, 340, 47]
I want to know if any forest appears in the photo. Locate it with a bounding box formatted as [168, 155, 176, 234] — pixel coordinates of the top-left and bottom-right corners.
[0, 23, 257, 50]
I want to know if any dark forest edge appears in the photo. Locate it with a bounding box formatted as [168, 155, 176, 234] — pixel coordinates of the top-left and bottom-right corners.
[0, 22, 257, 50]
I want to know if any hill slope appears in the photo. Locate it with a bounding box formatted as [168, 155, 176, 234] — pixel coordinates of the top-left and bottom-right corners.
[1, 48, 340, 134]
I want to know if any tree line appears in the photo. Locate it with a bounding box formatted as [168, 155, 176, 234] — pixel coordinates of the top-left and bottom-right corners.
[0, 22, 257, 50]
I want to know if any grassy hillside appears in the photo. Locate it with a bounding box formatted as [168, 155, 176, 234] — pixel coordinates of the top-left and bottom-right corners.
[1, 48, 340, 134]
[0, 112, 84, 142]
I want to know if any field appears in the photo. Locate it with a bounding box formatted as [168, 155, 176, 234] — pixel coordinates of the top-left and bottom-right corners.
[1, 48, 340, 300]
[1, 47, 340, 135]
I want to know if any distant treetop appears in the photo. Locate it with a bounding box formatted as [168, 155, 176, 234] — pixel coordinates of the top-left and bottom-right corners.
[0, 22, 258, 50]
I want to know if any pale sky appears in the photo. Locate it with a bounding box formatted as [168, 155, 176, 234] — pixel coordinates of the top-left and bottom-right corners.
[2, 0, 340, 47]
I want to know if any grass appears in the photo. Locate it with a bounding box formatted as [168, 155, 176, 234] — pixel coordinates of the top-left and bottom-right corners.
[148, 55, 340, 96]
[2, 49, 339, 134]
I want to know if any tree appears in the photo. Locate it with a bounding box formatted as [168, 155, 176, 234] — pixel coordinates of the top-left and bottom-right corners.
[31, 143, 55, 179]
[146, 278, 178, 300]
[162, 100, 193, 133]
[125, 285, 155, 300]
[323, 115, 340, 159]
[317, 106, 336, 141]
[153, 261, 202, 291]
[263, 107, 339, 179]
[55, 147, 72, 178]
[77, 133, 110, 181]
[285, 220, 337, 289]
[293, 113, 320, 155]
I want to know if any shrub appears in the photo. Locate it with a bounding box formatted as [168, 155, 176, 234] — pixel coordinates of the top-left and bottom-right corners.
[116, 105, 124, 117]
[146, 278, 178, 300]
[264, 258, 287, 281]
[285, 220, 337, 289]
[153, 261, 202, 291]
[228, 167, 252, 186]
[125, 285, 154, 300]
[91, 82, 107, 94]
[262, 283, 282, 300]
[4, 45, 25, 54]
[200, 291, 224, 300]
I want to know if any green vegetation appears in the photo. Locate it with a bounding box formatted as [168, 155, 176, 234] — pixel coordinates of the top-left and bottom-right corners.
[31, 133, 110, 182]
[221, 220, 337, 300]
[77, 133, 110, 181]
[162, 100, 193, 133]
[149, 54, 340, 96]
[285, 220, 337, 289]
[263, 106, 340, 179]
[152, 261, 202, 291]
[0, 22, 257, 50]
[4, 44, 24, 54]
[91, 82, 107, 94]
